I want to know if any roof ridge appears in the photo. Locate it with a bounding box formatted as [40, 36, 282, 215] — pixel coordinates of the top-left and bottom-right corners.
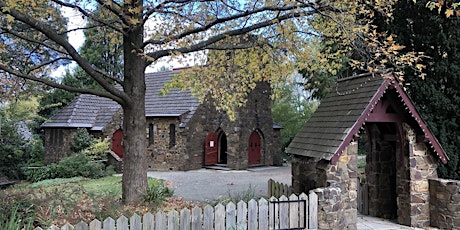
[337, 69, 394, 82]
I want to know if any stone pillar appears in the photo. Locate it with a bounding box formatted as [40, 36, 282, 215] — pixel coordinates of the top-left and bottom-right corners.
[398, 124, 438, 228]
[313, 183, 344, 230]
[321, 142, 358, 229]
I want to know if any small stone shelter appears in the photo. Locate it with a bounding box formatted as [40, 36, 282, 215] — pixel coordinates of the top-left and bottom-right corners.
[286, 71, 449, 229]
[41, 70, 282, 170]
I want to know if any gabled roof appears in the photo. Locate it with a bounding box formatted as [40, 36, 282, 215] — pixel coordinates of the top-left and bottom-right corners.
[41, 94, 120, 130]
[286, 71, 448, 164]
[41, 70, 198, 130]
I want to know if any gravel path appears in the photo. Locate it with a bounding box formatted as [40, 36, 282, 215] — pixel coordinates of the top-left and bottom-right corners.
[147, 165, 291, 203]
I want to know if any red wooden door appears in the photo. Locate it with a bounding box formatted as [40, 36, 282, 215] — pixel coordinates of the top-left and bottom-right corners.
[248, 131, 261, 165]
[205, 132, 218, 165]
[111, 129, 123, 158]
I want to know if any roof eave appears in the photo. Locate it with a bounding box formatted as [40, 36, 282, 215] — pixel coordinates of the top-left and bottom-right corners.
[392, 82, 449, 164]
[146, 113, 183, 117]
[330, 77, 393, 164]
[41, 123, 93, 128]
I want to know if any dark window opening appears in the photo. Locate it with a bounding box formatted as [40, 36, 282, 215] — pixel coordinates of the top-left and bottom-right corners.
[148, 123, 154, 146]
[169, 124, 176, 148]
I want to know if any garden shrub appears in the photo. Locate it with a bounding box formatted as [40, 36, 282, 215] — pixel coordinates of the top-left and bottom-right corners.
[82, 138, 110, 161]
[26, 135, 45, 166]
[71, 128, 94, 153]
[24, 153, 111, 182]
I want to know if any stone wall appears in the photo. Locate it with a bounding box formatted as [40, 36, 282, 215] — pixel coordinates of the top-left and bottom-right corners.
[146, 117, 189, 171]
[44, 128, 78, 164]
[185, 81, 281, 170]
[321, 142, 358, 230]
[429, 178, 460, 229]
[397, 124, 438, 227]
[313, 182, 344, 229]
[291, 155, 326, 193]
[292, 142, 358, 230]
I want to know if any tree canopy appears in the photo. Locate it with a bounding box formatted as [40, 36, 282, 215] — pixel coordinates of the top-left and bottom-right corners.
[386, 0, 460, 179]
[0, 0, 423, 202]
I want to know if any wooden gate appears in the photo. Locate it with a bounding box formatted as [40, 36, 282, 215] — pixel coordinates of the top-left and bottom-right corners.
[111, 129, 123, 158]
[204, 131, 218, 165]
[357, 178, 369, 215]
[248, 131, 261, 165]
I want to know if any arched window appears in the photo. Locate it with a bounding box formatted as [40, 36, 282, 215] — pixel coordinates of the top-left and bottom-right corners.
[169, 124, 176, 148]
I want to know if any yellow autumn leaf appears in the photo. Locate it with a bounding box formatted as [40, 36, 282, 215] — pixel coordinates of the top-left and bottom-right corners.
[390, 44, 405, 51]
[387, 35, 393, 41]
[129, 17, 141, 25]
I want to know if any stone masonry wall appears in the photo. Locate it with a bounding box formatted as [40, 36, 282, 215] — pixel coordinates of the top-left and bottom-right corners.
[292, 142, 358, 230]
[313, 183, 344, 230]
[44, 128, 78, 164]
[185, 81, 281, 170]
[321, 142, 358, 230]
[146, 117, 188, 171]
[291, 155, 328, 194]
[429, 178, 460, 229]
[398, 124, 438, 227]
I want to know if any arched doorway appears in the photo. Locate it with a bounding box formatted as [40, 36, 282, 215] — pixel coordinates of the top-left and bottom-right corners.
[218, 132, 227, 164]
[111, 129, 123, 158]
[248, 131, 262, 165]
[204, 131, 218, 165]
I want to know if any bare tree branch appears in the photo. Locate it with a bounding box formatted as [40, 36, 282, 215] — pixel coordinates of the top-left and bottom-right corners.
[146, 6, 326, 63]
[0, 26, 69, 56]
[142, 2, 317, 48]
[51, 0, 127, 35]
[25, 57, 71, 74]
[0, 63, 124, 105]
[0, 1, 127, 103]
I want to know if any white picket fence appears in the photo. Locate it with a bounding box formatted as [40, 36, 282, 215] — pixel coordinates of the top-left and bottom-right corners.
[35, 193, 318, 230]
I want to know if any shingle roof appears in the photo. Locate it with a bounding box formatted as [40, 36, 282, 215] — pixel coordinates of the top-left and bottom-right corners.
[286, 71, 448, 164]
[41, 94, 120, 129]
[145, 70, 199, 118]
[41, 70, 199, 129]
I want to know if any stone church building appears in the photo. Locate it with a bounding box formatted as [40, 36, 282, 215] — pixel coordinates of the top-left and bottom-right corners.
[41, 69, 282, 170]
[286, 70, 450, 229]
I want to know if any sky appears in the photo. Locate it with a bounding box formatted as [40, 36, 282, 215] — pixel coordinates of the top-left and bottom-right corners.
[51, 6, 202, 79]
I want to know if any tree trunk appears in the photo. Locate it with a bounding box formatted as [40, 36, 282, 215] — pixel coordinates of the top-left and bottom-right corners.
[121, 11, 147, 203]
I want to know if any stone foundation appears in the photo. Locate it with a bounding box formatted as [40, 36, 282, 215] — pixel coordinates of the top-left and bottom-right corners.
[429, 178, 460, 229]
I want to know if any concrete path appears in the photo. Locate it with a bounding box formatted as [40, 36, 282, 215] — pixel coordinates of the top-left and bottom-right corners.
[147, 165, 431, 229]
[147, 165, 291, 202]
[357, 215, 425, 230]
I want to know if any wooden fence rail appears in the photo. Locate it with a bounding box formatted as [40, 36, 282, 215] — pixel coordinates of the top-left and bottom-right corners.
[268, 178, 293, 198]
[34, 193, 318, 230]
